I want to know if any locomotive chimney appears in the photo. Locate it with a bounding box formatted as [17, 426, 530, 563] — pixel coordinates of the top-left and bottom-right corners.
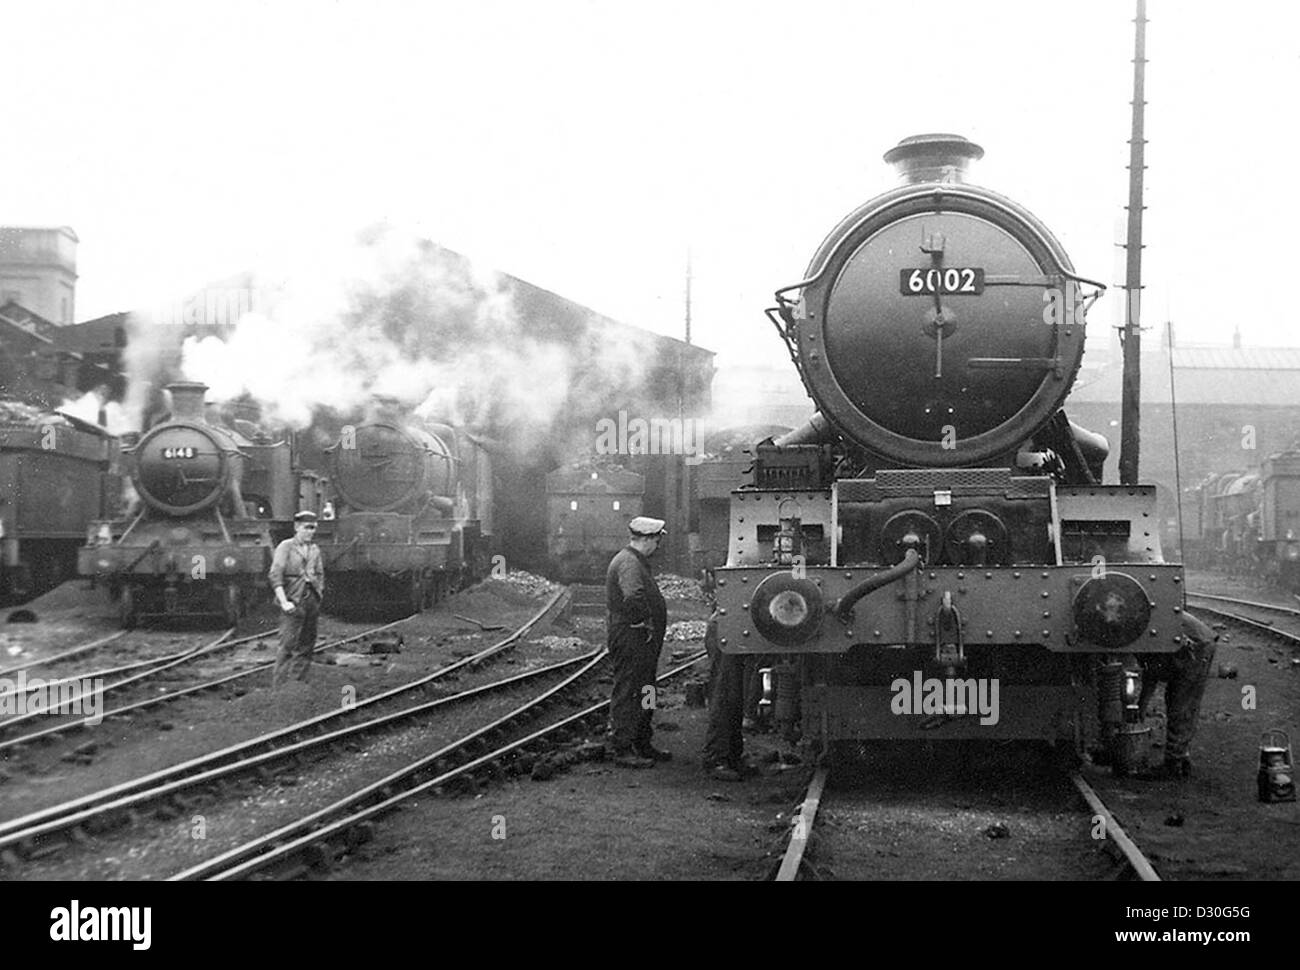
[368, 394, 403, 423]
[166, 381, 208, 420]
[883, 133, 984, 184]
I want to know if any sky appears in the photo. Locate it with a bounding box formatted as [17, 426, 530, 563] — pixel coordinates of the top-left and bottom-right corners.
[5, 0, 1298, 370]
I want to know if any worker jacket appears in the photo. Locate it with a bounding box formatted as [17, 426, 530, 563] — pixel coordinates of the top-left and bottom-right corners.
[269, 538, 325, 603]
[605, 546, 667, 652]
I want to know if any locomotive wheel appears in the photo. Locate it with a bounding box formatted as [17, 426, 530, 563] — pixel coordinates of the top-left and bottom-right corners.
[120, 586, 138, 630]
[224, 585, 242, 626]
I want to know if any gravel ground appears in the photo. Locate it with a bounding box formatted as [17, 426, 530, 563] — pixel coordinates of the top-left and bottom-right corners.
[8, 567, 1296, 882]
[810, 744, 1114, 880]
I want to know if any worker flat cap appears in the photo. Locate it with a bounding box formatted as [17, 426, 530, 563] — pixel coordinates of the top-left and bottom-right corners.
[628, 516, 667, 537]
[294, 510, 319, 523]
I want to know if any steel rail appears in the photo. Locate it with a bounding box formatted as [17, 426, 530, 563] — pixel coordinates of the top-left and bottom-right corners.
[1069, 771, 1161, 881]
[0, 617, 414, 752]
[0, 588, 567, 854]
[0, 651, 592, 864]
[1186, 590, 1300, 618]
[1184, 603, 1300, 648]
[0, 629, 235, 734]
[774, 765, 828, 881]
[0, 631, 128, 679]
[173, 651, 706, 881]
[769, 764, 1160, 883]
[0, 627, 275, 706]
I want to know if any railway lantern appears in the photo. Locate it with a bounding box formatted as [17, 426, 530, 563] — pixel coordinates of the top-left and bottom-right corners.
[1258, 730, 1297, 803]
[774, 499, 803, 566]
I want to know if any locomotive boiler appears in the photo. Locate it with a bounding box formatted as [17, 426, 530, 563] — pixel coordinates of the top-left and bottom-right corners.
[712, 135, 1185, 769]
[80, 382, 326, 627]
[317, 404, 493, 613]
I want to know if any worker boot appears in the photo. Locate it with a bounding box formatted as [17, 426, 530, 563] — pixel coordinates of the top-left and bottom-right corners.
[635, 743, 673, 762]
[612, 748, 655, 769]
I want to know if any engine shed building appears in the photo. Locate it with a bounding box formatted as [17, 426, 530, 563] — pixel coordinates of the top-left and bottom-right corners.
[1066, 338, 1300, 556]
[52, 246, 715, 578]
[0, 300, 124, 411]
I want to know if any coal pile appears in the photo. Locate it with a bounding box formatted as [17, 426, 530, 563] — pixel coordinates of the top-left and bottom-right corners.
[532, 635, 587, 651]
[495, 570, 563, 598]
[0, 400, 50, 425]
[665, 620, 707, 641]
[657, 574, 704, 602]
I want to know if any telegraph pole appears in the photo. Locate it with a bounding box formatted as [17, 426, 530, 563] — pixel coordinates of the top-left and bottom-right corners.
[1118, 0, 1148, 485]
[684, 248, 693, 346]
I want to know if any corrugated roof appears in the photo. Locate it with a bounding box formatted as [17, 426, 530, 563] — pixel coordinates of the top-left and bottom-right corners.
[1171, 346, 1300, 370]
[1068, 349, 1300, 406]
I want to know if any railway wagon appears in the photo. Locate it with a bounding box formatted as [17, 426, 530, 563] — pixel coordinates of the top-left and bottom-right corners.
[0, 408, 121, 602]
[712, 134, 1186, 771]
[317, 406, 493, 613]
[80, 382, 323, 627]
[545, 464, 644, 581]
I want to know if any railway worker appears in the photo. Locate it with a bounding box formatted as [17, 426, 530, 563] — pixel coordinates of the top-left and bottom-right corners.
[1137, 610, 1218, 778]
[702, 634, 749, 781]
[605, 516, 671, 768]
[269, 510, 326, 687]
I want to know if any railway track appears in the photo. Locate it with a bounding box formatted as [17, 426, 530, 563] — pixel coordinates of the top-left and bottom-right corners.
[0, 588, 572, 870]
[0, 628, 239, 739]
[0, 630, 128, 679]
[773, 755, 1161, 882]
[171, 649, 706, 880]
[1185, 590, 1300, 648]
[0, 619, 417, 753]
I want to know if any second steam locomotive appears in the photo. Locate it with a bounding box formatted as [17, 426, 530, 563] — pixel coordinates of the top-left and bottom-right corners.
[317, 403, 493, 613]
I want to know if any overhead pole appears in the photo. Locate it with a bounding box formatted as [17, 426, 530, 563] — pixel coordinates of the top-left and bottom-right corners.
[1118, 0, 1149, 486]
[685, 248, 693, 347]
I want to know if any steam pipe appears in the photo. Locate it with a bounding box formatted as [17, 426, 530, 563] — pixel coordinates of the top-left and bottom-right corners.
[774, 412, 835, 448]
[832, 548, 921, 620]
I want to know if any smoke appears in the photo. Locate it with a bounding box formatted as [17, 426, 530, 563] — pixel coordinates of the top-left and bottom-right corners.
[58, 388, 133, 435]
[113, 226, 674, 462]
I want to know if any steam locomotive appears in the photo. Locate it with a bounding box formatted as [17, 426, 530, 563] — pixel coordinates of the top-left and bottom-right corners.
[316, 403, 493, 613]
[1189, 449, 1300, 587]
[80, 382, 326, 627]
[712, 135, 1184, 769]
